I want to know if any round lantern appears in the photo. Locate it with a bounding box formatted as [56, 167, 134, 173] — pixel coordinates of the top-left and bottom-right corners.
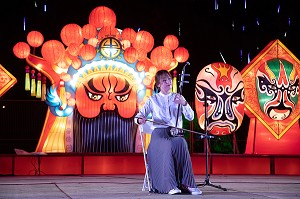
[79, 44, 96, 61]
[60, 23, 84, 46]
[124, 47, 138, 64]
[88, 38, 99, 47]
[41, 40, 66, 64]
[133, 30, 154, 52]
[137, 49, 147, 61]
[174, 47, 189, 63]
[97, 26, 121, 40]
[121, 28, 137, 43]
[27, 31, 44, 48]
[67, 43, 81, 56]
[150, 46, 173, 69]
[88, 6, 116, 29]
[82, 24, 97, 39]
[136, 60, 147, 72]
[121, 39, 131, 50]
[163, 35, 179, 51]
[71, 57, 82, 70]
[13, 42, 30, 59]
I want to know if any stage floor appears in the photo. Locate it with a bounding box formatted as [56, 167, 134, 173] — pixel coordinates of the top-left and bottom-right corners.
[0, 175, 299, 198]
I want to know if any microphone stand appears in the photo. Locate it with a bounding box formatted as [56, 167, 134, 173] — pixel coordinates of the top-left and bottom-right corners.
[197, 90, 227, 191]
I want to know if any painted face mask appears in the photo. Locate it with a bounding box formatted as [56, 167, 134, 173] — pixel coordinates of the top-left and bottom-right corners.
[256, 58, 299, 121]
[75, 72, 137, 118]
[195, 63, 245, 135]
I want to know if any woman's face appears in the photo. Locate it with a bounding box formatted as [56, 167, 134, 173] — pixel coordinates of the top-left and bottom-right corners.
[158, 74, 172, 94]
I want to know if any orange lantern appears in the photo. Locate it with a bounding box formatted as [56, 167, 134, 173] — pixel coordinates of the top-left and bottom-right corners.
[137, 49, 147, 61]
[71, 57, 82, 70]
[174, 47, 189, 63]
[136, 60, 147, 72]
[121, 39, 131, 50]
[88, 38, 99, 47]
[88, 6, 116, 29]
[97, 26, 121, 40]
[13, 42, 30, 59]
[133, 30, 154, 52]
[150, 46, 173, 69]
[27, 31, 44, 48]
[124, 47, 138, 64]
[163, 35, 179, 51]
[60, 23, 84, 46]
[79, 44, 96, 61]
[82, 24, 97, 39]
[121, 28, 137, 43]
[41, 40, 66, 64]
[67, 43, 81, 56]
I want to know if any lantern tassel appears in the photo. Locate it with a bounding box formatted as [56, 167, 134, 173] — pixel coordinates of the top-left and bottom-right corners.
[172, 70, 177, 93]
[59, 80, 67, 110]
[25, 66, 30, 91]
[30, 70, 36, 96]
[41, 76, 47, 101]
[36, 72, 42, 98]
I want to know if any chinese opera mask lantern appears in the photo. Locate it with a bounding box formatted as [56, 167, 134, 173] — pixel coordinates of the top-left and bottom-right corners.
[195, 63, 245, 135]
[72, 71, 138, 153]
[256, 58, 299, 120]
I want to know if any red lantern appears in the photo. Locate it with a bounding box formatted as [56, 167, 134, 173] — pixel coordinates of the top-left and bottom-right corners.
[27, 31, 44, 48]
[121, 28, 137, 43]
[163, 35, 179, 51]
[124, 47, 138, 64]
[41, 40, 66, 64]
[13, 42, 30, 59]
[150, 46, 173, 69]
[137, 49, 147, 61]
[79, 44, 96, 61]
[67, 43, 81, 56]
[133, 30, 154, 52]
[82, 24, 97, 39]
[88, 38, 99, 47]
[136, 60, 146, 72]
[89, 6, 116, 29]
[60, 23, 84, 46]
[97, 26, 121, 40]
[71, 57, 82, 70]
[121, 39, 131, 50]
[174, 47, 189, 63]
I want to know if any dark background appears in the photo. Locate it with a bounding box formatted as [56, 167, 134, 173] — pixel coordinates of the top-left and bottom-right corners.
[0, 0, 299, 153]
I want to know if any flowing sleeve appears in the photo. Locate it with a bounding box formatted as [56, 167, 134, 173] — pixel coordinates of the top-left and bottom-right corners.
[181, 97, 194, 121]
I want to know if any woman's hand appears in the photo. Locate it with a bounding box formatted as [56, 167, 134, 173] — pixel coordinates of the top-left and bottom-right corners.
[137, 117, 146, 124]
[174, 93, 188, 106]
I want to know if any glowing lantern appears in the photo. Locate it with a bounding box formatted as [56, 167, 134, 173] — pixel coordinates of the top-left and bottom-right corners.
[41, 40, 66, 64]
[174, 47, 189, 63]
[124, 47, 138, 64]
[137, 49, 147, 61]
[150, 46, 173, 69]
[71, 57, 82, 69]
[149, 66, 157, 76]
[13, 42, 30, 59]
[27, 31, 44, 48]
[82, 24, 97, 39]
[98, 26, 121, 40]
[88, 38, 99, 47]
[133, 30, 154, 52]
[79, 44, 96, 61]
[67, 43, 81, 56]
[136, 60, 146, 72]
[121, 28, 137, 43]
[89, 6, 116, 29]
[163, 35, 179, 51]
[60, 23, 84, 46]
[121, 39, 131, 50]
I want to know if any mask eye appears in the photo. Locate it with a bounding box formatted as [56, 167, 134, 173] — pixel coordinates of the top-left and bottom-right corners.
[88, 92, 102, 101]
[115, 94, 129, 102]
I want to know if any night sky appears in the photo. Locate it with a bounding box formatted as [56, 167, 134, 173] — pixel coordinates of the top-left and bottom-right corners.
[0, 0, 299, 101]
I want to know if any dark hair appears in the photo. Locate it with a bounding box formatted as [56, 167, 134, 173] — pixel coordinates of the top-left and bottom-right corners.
[154, 70, 172, 92]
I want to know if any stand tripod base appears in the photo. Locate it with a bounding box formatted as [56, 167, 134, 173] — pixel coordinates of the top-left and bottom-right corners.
[197, 177, 227, 191]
